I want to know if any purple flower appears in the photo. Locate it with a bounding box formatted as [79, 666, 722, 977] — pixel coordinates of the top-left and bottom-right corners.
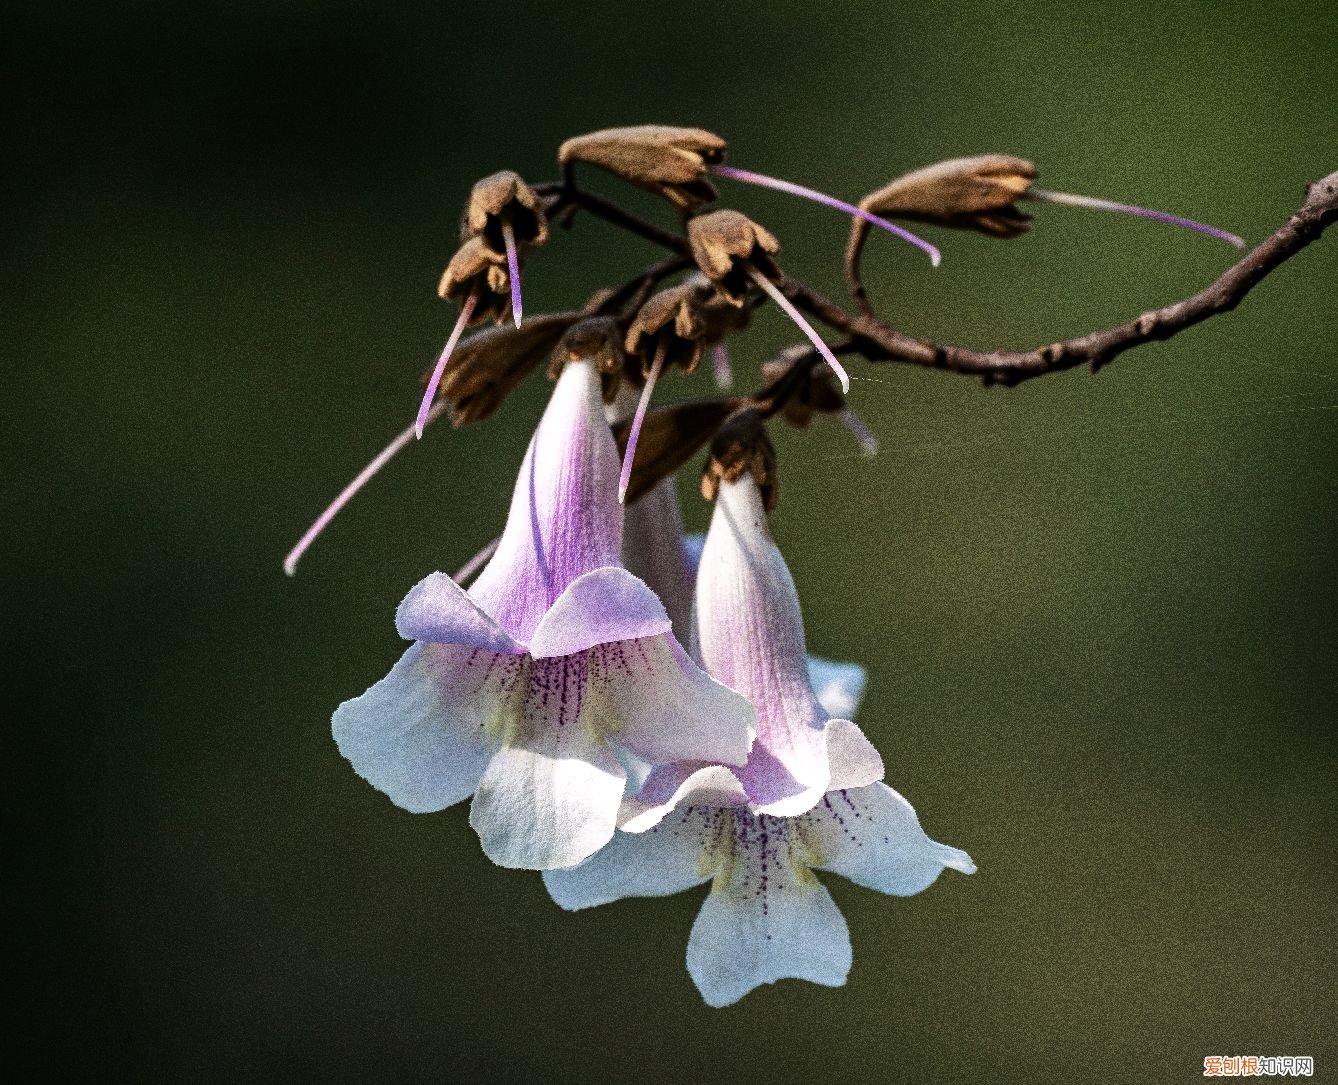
[332, 358, 755, 870]
[545, 469, 973, 1006]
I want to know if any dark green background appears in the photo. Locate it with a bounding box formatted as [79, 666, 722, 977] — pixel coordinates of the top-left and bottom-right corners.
[8, 0, 1335, 1080]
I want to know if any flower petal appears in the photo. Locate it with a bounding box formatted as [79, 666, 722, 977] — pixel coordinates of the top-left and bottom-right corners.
[621, 477, 699, 642]
[543, 809, 716, 910]
[469, 359, 624, 644]
[807, 655, 868, 719]
[395, 571, 521, 652]
[735, 724, 830, 817]
[527, 566, 671, 659]
[618, 763, 749, 833]
[331, 642, 520, 813]
[469, 654, 627, 869]
[825, 718, 884, 790]
[687, 874, 851, 1008]
[807, 783, 976, 896]
[590, 633, 755, 768]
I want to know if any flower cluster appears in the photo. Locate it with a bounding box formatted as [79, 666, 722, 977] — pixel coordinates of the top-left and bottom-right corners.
[292, 125, 1242, 1004]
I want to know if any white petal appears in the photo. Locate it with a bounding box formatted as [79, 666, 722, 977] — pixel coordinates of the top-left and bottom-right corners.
[589, 634, 755, 768]
[331, 642, 520, 813]
[543, 810, 716, 910]
[395, 571, 520, 652]
[618, 763, 749, 833]
[825, 719, 884, 790]
[806, 783, 976, 896]
[807, 655, 868, 719]
[527, 566, 670, 659]
[687, 876, 851, 1008]
[469, 654, 627, 870]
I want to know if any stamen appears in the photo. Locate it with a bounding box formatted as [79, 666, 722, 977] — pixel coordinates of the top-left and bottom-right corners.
[415, 291, 478, 440]
[452, 534, 501, 586]
[618, 339, 667, 505]
[711, 163, 941, 267]
[711, 342, 733, 389]
[838, 406, 878, 457]
[284, 402, 447, 577]
[502, 219, 524, 328]
[1023, 188, 1245, 249]
[744, 263, 851, 395]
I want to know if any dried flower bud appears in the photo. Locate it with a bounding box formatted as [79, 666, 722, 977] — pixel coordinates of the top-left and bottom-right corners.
[559, 125, 728, 211]
[861, 154, 1038, 239]
[549, 316, 625, 383]
[701, 408, 778, 511]
[436, 312, 580, 426]
[759, 355, 845, 428]
[624, 280, 713, 376]
[687, 210, 781, 306]
[612, 396, 746, 506]
[461, 170, 549, 254]
[438, 237, 512, 324]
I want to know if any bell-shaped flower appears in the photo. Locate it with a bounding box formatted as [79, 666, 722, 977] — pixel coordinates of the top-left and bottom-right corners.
[620, 468, 885, 825]
[545, 780, 975, 1007]
[332, 357, 756, 870]
[546, 467, 972, 1005]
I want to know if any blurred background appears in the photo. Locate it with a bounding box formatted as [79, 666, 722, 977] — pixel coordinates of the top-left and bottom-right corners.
[7, 0, 1336, 1080]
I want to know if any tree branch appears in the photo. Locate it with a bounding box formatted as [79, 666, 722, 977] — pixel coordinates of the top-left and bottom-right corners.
[538, 169, 1338, 388]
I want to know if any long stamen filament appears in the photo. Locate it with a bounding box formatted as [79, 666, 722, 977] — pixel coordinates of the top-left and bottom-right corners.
[745, 263, 851, 395]
[415, 291, 478, 440]
[711, 163, 942, 267]
[618, 339, 667, 505]
[1023, 188, 1245, 249]
[453, 534, 501, 586]
[502, 219, 523, 328]
[283, 402, 447, 577]
[711, 341, 733, 389]
[838, 406, 878, 457]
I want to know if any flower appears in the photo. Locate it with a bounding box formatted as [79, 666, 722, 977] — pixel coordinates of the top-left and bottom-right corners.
[332, 356, 756, 870]
[623, 465, 884, 824]
[545, 783, 975, 1007]
[546, 465, 973, 1007]
[459, 170, 548, 330]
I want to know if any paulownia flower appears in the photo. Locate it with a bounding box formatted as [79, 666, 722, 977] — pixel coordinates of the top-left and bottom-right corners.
[546, 469, 973, 1006]
[332, 357, 756, 870]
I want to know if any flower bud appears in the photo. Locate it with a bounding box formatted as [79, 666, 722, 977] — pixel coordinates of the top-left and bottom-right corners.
[461, 169, 549, 255]
[624, 280, 713, 376]
[759, 356, 845, 429]
[687, 210, 781, 307]
[559, 125, 728, 211]
[860, 154, 1038, 239]
[438, 237, 513, 324]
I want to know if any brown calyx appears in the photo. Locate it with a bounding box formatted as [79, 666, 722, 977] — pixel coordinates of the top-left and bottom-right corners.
[558, 125, 728, 212]
[438, 237, 513, 324]
[701, 407, 778, 511]
[461, 170, 549, 254]
[687, 210, 781, 307]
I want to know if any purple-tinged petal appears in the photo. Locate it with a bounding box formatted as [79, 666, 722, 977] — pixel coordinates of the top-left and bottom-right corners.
[332, 642, 521, 813]
[395, 572, 522, 652]
[592, 634, 756, 769]
[686, 809, 851, 1007]
[469, 358, 624, 644]
[825, 719, 884, 791]
[807, 655, 867, 719]
[468, 653, 626, 870]
[618, 763, 749, 833]
[527, 566, 671, 659]
[622, 478, 698, 642]
[543, 809, 716, 911]
[806, 783, 976, 896]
